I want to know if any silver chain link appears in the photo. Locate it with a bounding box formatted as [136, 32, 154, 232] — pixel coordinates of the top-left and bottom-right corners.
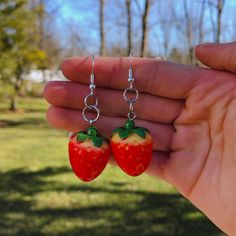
[123, 53, 139, 120]
[82, 55, 100, 125]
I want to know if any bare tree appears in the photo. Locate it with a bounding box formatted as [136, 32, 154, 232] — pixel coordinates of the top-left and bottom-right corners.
[208, 0, 224, 42]
[156, 0, 172, 58]
[126, 0, 132, 55]
[183, 0, 194, 65]
[140, 0, 151, 57]
[216, 0, 225, 43]
[208, 1, 216, 41]
[198, 0, 206, 43]
[99, 0, 105, 56]
[38, 0, 45, 50]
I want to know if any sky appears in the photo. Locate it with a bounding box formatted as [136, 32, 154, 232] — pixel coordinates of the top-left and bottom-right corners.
[44, 0, 236, 56]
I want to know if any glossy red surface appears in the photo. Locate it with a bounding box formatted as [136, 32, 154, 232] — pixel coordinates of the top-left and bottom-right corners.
[68, 135, 110, 182]
[111, 139, 153, 176]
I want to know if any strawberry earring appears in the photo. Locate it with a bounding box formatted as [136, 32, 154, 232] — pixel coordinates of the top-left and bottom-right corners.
[68, 56, 110, 182]
[111, 53, 153, 176]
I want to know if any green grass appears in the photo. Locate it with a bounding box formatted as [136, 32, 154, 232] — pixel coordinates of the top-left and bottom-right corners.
[0, 97, 225, 236]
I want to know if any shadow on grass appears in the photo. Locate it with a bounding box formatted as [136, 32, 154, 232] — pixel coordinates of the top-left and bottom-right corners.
[0, 167, 223, 236]
[0, 117, 47, 128]
[0, 107, 47, 113]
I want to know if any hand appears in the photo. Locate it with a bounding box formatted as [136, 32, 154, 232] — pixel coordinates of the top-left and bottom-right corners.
[44, 44, 236, 235]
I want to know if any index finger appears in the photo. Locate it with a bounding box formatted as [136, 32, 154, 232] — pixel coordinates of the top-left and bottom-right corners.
[61, 57, 202, 99]
[195, 41, 236, 74]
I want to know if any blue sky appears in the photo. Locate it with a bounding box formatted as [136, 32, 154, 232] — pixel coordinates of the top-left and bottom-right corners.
[45, 0, 236, 56]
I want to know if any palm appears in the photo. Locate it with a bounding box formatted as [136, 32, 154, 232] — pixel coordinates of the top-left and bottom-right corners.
[44, 56, 236, 234]
[167, 71, 236, 232]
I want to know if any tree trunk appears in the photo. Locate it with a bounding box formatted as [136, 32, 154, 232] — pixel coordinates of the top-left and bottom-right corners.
[10, 67, 22, 111]
[126, 0, 132, 55]
[39, 0, 45, 50]
[208, 1, 216, 41]
[10, 82, 20, 111]
[10, 95, 17, 111]
[216, 0, 224, 43]
[183, 0, 194, 65]
[140, 0, 151, 57]
[99, 0, 105, 56]
[198, 0, 206, 43]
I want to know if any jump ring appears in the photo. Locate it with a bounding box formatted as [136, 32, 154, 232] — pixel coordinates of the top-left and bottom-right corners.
[129, 103, 134, 112]
[123, 87, 139, 103]
[84, 93, 98, 107]
[82, 105, 100, 124]
[127, 111, 136, 120]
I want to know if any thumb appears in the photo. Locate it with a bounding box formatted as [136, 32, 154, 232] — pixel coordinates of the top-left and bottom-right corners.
[195, 41, 236, 73]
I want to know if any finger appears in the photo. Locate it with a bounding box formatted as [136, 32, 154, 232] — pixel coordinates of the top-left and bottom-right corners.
[146, 151, 169, 179]
[47, 106, 174, 152]
[44, 81, 184, 124]
[195, 41, 236, 73]
[61, 57, 201, 99]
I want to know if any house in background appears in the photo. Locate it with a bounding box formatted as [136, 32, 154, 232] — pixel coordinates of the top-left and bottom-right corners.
[22, 70, 67, 92]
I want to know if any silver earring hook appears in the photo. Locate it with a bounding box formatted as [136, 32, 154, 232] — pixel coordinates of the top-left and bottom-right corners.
[129, 50, 133, 69]
[123, 50, 139, 120]
[90, 55, 95, 85]
[128, 51, 134, 83]
[91, 55, 95, 75]
[82, 55, 100, 126]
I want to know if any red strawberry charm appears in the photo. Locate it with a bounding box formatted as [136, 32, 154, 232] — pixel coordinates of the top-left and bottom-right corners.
[68, 126, 110, 182]
[111, 119, 153, 176]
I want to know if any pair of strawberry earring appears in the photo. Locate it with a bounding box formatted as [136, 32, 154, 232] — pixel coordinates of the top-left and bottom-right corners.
[68, 55, 153, 182]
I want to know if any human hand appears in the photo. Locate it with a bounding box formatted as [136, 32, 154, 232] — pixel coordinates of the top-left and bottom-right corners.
[44, 45, 236, 235]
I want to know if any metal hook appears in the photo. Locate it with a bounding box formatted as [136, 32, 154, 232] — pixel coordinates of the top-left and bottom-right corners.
[91, 55, 95, 75]
[90, 55, 95, 85]
[128, 51, 133, 82]
[82, 55, 100, 126]
[128, 50, 133, 70]
[124, 50, 138, 121]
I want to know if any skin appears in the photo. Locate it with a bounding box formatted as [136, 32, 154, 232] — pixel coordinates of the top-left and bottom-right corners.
[44, 42, 236, 235]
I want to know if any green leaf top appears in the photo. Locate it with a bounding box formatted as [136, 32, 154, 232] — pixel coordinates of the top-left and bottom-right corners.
[112, 127, 123, 136]
[125, 119, 135, 130]
[112, 119, 150, 140]
[119, 129, 131, 139]
[76, 132, 89, 142]
[91, 136, 103, 148]
[76, 126, 106, 148]
[134, 128, 146, 138]
[87, 126, 98, 136]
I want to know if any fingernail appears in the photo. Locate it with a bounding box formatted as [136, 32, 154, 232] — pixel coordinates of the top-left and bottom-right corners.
[199, 42, 217, 46]
[68, 132, 73, 139]
[63, 57, 75, 61]
[195, 42, 217, 50]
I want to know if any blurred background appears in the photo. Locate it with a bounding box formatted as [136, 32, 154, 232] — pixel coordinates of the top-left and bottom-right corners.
[0, 0, 234, 235]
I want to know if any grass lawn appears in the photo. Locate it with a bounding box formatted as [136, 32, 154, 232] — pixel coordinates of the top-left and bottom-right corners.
[0, 97, 225, 236]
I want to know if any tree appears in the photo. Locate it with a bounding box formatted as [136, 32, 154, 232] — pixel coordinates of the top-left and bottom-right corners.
[208, 0, 225, 43]
[0, 0, 46, 110]
[126, 0, 132, 55]
[216, 0, 225, 43]
[140, 0, 151, 57]
[183, 0, 194, 65]
[155, 0, 174, 58]
[99, 0, 105, 56]
[198, 0, 206, 44]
